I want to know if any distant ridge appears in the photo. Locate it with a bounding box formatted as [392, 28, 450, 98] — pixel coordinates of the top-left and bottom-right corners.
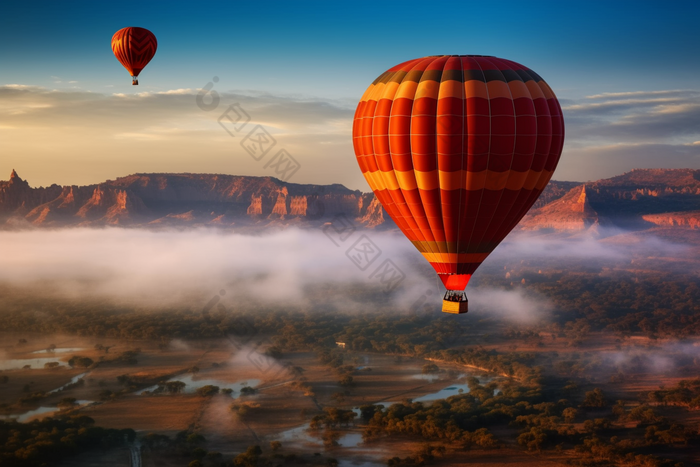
[0, 171, 383, 229]
[2, 169, 700, 232]
[521, 169, 700, 233]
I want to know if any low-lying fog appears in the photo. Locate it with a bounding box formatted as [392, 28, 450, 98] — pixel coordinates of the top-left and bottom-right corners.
[0, 227, 694, 324]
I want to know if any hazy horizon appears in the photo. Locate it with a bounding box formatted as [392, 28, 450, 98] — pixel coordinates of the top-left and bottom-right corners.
[2, 2, 700, 190]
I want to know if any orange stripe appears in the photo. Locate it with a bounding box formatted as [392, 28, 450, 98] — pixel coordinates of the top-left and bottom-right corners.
[486, 81, 512, 99]
[508, 80, 531, 99]
[538, 81, 556, 100]
[359, 81, 402, 103]
[464, 80, 488, 99]
[437, 80, 464, 99]
[419, 252, 490, 263]
[415, 80, 440, 100]
[395, 81, 419, 101]
[525, 81, 545, 100]
[363, 169, 554, 191]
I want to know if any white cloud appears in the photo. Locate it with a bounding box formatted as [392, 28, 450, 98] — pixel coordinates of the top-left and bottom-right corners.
[585, 89, 695, 99]
[0, 84, 364, 190]
[556, 88, 700, 181]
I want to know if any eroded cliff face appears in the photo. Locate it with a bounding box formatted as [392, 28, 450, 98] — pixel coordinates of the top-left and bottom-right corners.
[4, 168, 700, 233]
[643, 211, 700, 229]
[520, 185, 601, 231]
[247, 195, 263, 216]
[531, 181, 581, 209]
[357, 195, 386, 228]
[0, 171, 387, 229]
[518, 169, 700, 232]
[0, 170, 62, 215]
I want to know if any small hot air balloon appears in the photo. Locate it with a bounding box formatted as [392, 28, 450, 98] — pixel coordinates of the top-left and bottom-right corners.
[353, 55, 564, 314]
[111, 27, 158, 85]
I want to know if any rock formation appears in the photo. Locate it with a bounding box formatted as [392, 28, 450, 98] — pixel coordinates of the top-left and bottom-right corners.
[0, 171, 386, 229]
[642, 211, 700, 229]
[520, 185, 600, 231]
[3, 168, 700, 233]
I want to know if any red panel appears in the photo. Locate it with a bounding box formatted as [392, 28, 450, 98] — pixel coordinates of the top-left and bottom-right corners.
[440, 273, 472, 290]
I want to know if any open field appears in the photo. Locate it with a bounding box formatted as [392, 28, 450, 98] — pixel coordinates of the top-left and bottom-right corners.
[3, 328, 700, 466]
[0, 333, 508, 466]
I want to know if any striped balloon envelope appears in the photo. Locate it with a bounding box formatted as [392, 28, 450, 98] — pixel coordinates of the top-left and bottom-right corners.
[352, 55, 564, 314]
[111, 27, 158, 85]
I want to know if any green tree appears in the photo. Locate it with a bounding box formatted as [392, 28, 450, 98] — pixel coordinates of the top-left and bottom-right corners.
[581, 388, 608, 408]
[68, 356, 94, 368]
[196, 385, 220, 397]
[233, 445, 262, 467]
[517, 427, 547, 452]
[165, 381, 186, 393]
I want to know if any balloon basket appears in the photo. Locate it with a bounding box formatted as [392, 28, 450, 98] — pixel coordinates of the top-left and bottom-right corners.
[442, 291, 468, 314]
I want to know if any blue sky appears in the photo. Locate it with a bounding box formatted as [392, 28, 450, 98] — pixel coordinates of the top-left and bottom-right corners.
[1, 0, 700, 189]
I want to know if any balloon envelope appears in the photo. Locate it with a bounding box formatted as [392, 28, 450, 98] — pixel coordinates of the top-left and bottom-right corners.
[352, 55, 564, 292]
[111, 27, 158, 85]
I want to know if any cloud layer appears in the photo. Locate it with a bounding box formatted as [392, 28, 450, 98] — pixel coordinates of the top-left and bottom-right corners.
[0, 227, 559, 323]
[2, 84, 700, 189]
[0, 85, 360, 189]
[558, 89, 700, 181]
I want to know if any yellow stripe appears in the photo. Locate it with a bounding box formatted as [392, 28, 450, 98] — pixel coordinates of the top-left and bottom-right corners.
[363, 169, 386, 192]
[395, 81, 419, 100]
[360, 75, 551, 103]
[380, 81, 400, 100]
[508, 80, 531, 100]
[367, 80, 388, 104]
[362, 169, 555, 191]
[488, 170, 510, 190]
[415, 80, 440, 100]
[464, 80, 488, 99]
[538, 81, 556, 100]
[414, 170, 440, 190]
[419, 252, 490, 263]
[523, 169, 542, 190]
[525, 81, 545, 100]
[466, 170, 487, 190]
[437, 80, 464, 99]
[359, 84, 376, 103]
[438, 170, 463, 190]
[507, 169, 529, 190]
[486, 81, 512, 99]
[395, 170, 418, 190]
[378, 169, 400, 191]
[412, 240, 486, 253]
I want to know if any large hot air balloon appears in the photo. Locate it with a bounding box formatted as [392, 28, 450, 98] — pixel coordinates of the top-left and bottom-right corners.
[111, 27, 158, 85]
[353, 55, 564, 314]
